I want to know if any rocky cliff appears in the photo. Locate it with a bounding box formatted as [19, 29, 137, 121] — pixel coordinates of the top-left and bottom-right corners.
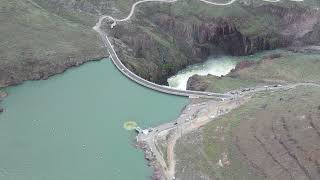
[2, 0, 320, 88]
[105, 1, 320, 84]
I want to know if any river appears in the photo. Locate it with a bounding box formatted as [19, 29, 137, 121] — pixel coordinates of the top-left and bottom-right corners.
[168, 56, 237, 90]
[0, 59, 187, 180]
[167, 50, 285, 90]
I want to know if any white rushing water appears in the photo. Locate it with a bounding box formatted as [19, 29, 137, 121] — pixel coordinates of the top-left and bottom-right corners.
[168, 56, 237, 90]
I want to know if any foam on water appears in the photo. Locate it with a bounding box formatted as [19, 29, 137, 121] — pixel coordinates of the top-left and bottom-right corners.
[168, 56, 237, 90]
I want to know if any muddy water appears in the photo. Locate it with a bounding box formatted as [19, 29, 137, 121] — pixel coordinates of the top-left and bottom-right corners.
[0, 59, 187, 180]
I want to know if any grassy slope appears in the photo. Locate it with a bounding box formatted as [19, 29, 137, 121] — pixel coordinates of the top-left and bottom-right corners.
[32, 0, 137, 26]
[175, 86, 320, 179]
[0, 0, 107, 87]
[199, 52, 320, 93]
[175, 103, 264, 180]
[156, 0, 316, 37]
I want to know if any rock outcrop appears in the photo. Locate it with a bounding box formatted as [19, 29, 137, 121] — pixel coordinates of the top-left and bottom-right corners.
[106, 2, 320, 84]
[0, 91, 7, 113]
[186, 75, 211, 92]
[0, 91, 7, 101]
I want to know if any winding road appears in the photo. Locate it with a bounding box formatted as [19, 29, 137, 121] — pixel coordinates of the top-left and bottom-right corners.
[137, 82, 320, 180]
[93, 0, 235, 99]
[94, 27, 229, 99]
[92, 0, 311, 179]
[93, 0, 304, 99]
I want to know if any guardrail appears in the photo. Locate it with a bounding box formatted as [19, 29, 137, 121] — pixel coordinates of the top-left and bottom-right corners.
[96, 28, 230, 100]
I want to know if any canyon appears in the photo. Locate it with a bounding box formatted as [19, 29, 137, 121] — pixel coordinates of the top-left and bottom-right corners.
[105, 0, 320, 84]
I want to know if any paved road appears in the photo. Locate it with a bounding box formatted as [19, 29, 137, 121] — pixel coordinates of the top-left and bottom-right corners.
[137, 82, 320, 142]
[93, 21, 230, 100]
[92, 0, 305, 100]
[136, 82, 320, 179]
[92, 0, 309, 179]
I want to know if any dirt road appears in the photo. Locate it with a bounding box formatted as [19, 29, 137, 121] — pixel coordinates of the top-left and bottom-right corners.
[137, 83, 320, 180]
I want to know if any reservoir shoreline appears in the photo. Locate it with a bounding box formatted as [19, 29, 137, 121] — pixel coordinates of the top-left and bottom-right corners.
[0, 58, 107, 112]
[0, 55, 107, 88]
[136, 96, 251, 180]
[0, 59, 187, 180]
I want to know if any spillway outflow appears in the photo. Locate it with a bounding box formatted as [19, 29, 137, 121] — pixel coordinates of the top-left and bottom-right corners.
[168, 56, 237, 90]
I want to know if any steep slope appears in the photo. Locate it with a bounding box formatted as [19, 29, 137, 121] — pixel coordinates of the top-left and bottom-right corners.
[175, 86, 320, 180]
[104, 0, 320, 84]
[0, 0, 107, 87]
[187, 51, 320, 93]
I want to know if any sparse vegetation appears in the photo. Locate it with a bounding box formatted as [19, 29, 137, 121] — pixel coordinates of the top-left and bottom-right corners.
[0, 0, 107, 87]
[188, 52, 320, 93]
[175, 86, 320, 179]
[163, 63, 175, 72]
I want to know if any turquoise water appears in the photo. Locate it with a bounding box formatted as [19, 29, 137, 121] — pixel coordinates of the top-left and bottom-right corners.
[0, 59, 187, 180]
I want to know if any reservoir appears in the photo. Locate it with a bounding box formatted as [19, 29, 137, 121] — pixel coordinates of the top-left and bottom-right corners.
[0, 59, 187, 180]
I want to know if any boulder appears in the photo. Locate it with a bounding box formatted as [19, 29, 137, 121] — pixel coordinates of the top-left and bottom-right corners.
[0, 91, 8, 101]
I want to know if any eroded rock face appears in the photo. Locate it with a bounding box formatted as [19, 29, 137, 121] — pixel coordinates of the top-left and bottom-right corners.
[186, 75, 211, 92]
[153, 16, 273, 56]
[107, 3, 320, 84]
[229, 60, 256, 74]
